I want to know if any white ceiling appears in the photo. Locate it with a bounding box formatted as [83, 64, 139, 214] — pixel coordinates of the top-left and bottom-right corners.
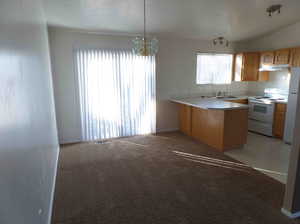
[43, 0, 300, 41]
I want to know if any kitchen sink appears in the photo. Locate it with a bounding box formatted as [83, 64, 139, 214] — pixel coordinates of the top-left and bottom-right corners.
[216, 96, 237, 99]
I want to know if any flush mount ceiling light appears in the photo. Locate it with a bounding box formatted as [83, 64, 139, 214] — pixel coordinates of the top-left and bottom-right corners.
[266, 4, 282, 17]
[213, 37, 229, 47]
[132, 0, 158, 56]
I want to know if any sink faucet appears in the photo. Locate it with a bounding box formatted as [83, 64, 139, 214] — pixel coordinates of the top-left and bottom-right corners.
[216, 91, 222, 97]
[216, 91, 227, 97]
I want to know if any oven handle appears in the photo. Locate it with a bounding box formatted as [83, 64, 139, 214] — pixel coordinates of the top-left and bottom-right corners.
[248, 101, 273, 106]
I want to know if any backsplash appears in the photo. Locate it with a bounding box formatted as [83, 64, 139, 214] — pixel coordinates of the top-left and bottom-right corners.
[170, 69, 290, 99]
[171, 82, 249, 99]
[247, 69, 290, 95]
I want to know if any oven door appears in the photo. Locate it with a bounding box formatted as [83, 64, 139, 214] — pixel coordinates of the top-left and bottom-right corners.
[248, 101, 274, 123]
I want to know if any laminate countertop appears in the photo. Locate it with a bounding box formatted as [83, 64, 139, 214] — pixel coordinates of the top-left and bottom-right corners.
[171, 97, 249, 110]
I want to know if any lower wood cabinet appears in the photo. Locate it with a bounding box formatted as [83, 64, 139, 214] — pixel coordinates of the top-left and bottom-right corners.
[179, 104, 192, 136]
[178, 103, 248, 152]
[225, 99, 248, 104]
[191, 108, 224, 150]
[273, 103, 287, 139]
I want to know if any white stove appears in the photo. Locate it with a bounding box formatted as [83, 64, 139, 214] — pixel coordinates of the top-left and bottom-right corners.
[248, 96, 286, 136]
[248, 96, 286, 104]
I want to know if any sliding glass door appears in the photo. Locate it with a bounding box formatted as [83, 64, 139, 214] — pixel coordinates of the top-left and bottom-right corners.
[75, 48, 156, 141]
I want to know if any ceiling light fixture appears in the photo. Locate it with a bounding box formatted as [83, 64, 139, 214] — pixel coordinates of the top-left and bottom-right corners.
[266, 4, 282, 17]
[132, 0, 158, 56]
[213, 37, 229, 47]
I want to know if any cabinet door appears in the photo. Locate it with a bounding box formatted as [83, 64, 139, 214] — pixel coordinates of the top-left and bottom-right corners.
[226, 99, 248, 104]
[242, 53, 260, 81]
[233, 53, 243, 81]
[273, 103, 287, 139]
[258, 71, 269, 81]
[290, 48, 300, 67]
[179, 104, 192, 135]
[191, 107, 224, 151]
[260, 51, 274, 66]
[274, 49, 290, 65]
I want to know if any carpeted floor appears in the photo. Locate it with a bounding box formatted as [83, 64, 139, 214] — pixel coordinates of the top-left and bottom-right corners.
[52, 132, 299, 224]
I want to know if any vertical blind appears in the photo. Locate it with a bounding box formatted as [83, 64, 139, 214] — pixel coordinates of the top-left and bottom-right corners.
[75, 48, 156, 141]
[196, 53, 233, 85]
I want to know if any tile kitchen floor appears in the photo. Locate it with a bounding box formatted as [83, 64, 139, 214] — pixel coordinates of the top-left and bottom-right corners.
[225, 132, 291, 184]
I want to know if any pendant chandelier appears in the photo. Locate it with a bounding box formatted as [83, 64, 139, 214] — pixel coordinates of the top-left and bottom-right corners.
[132, 0, 158, 56]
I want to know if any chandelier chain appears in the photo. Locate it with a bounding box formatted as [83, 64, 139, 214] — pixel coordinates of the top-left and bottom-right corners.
[144, 0, 146, 39]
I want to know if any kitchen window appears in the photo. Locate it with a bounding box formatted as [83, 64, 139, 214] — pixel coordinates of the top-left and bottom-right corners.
[196, 53, 233, 85]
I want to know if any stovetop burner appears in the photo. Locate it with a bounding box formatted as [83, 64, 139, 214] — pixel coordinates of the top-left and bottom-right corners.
[254, 96, 271, 99]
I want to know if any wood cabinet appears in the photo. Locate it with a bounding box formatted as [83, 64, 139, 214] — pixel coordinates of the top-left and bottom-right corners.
[233, 52, 260, 81]
[243, 52, 260, 81]
[260, 51, 274, 66]
[274, 49, 290, 65]
[225, 99, 248, 104]
[289, 47, 300, 67]
[190, 107, 248, 151]
[233, 52, 269, 82]
[178, 103, 248, 152]
[260, 49, 290, 66]
[191, 107, 224, 150]
[258, 71, 269, 81]
[179, 104, 192, 136]
[273, 103, 287, 139]
[233, 53, 243, 81]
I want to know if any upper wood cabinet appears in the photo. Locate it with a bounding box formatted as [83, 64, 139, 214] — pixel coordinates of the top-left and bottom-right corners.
[233, 52, 264, 81]
[233, 53, 243, 81]
[260, 51, 274, 66]
[274, 49, 290, 65]
[258, 71, 269, 81]
[289, 47, 300, 67]
[233, 46, 300, 81]
[243, 53, 260, 81]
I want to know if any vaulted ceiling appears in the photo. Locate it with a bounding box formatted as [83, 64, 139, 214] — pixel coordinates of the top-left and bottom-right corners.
[44, 0, 300, 41]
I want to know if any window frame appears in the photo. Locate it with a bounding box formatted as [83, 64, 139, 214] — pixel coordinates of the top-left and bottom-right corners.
[196, 52, 234, 85]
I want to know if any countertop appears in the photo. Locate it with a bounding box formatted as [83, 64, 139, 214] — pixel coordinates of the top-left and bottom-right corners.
[171, 97, 249, 110]
[274, 100, 288, 104]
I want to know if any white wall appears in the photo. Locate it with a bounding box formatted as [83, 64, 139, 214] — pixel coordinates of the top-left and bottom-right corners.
[49, 28, 133, 143]
[243, 21, 300, 51]
[0, 0, 59, 224]
[49, 27, 248, 142]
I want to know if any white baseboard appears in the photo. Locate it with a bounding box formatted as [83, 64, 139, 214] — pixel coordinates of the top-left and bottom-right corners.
[59, 138, 82, 145]
[281, 208, 300, 219]
[47, 147, 60, 224]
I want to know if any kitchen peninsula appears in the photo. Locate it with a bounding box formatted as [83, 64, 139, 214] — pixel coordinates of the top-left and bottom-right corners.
[171, 97, 249, 152]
